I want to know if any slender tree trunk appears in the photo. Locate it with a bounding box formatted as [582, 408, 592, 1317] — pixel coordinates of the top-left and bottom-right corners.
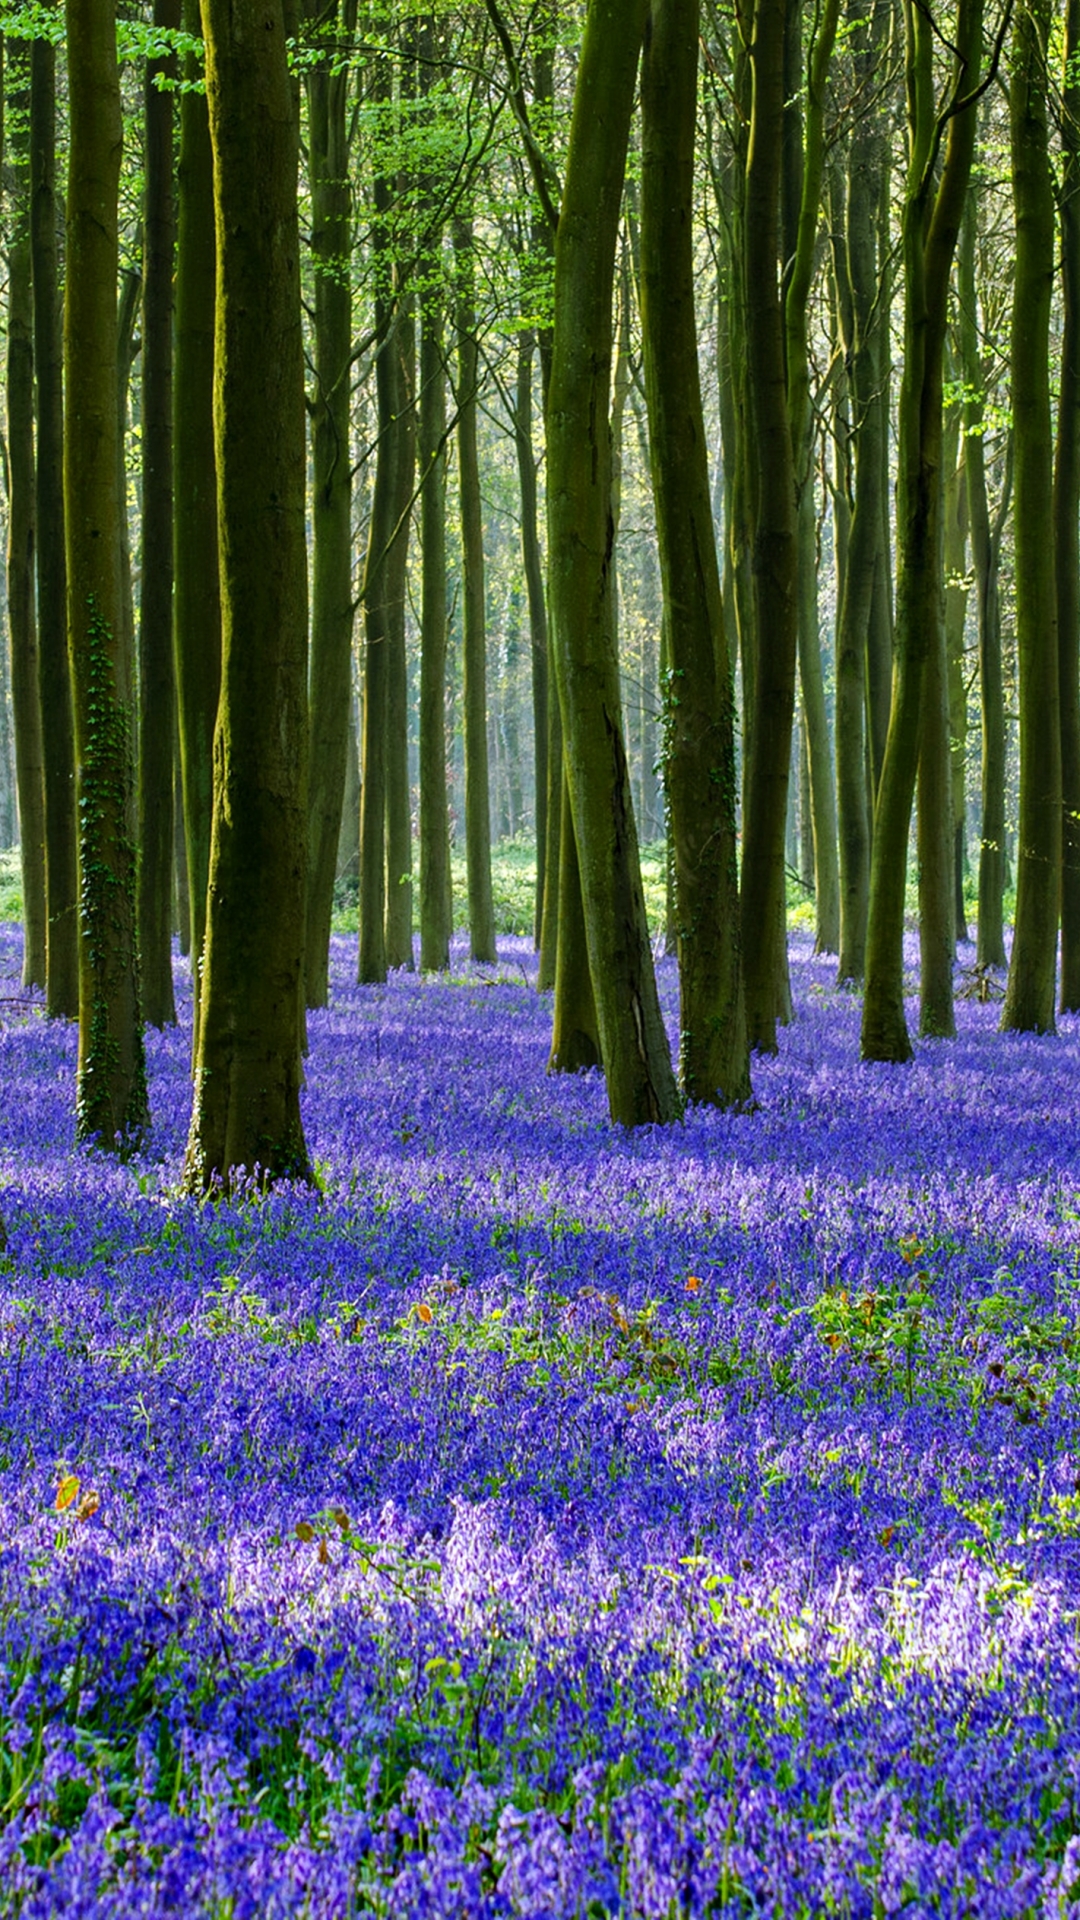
[641, 0, 749, 1106]
[31, 38, 78, 1017]
[138, 0, 179, 1028]
[943, 418, 970, 943]
[547, 0, 678, 1126]
[184, 0, 309, 1189]
[455, 216, 496, 963]
[174, 0, 221, 1046]
[516, 330, 549, 948]
[304, 0, 355, 1006]
[418, 250, 453, 971]
[548, 776, 600, 1070]
[65, 0, 147, 1149]
[740, 0, 799, 1053]
[536, 694, 562, 989]
[7, 41, 46, 993]
[385, 296, 416, 971]
[958, 195, 1008, 968]
[861, 0, 981, 1062]
[1057, 0, 1080, 1010]
[1002, 0, 1060, 1033]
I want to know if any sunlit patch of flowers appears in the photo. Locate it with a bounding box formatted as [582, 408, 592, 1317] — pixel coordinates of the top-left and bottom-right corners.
[1, 925, 1080, 1912]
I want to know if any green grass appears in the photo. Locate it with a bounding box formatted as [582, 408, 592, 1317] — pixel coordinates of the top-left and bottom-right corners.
[0, 849, 22, 924]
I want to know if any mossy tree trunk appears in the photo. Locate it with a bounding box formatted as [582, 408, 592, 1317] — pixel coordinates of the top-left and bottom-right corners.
[31, 36, 78, 1018]
[547, 0, 678, 1127]
[137, 0, 179, 1029]
[7, 39, 46, 994]
[739, 0, 799, 1054]
[184, 0, 309, 1189]
[1057, 0, 1080, 1011]
[174, 0, 221, 1048]
[640, 0, 749, 1107]
[860, 0, 981, 1062]
[455, 215, 497, 964]
[1002, 0, 1060, 1033]
[304, 0, 356, 1006]
[65, 0, 147, 1150]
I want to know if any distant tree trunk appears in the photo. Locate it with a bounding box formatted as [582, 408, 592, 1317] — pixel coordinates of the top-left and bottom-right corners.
[385, 296, 416, 971]
[943, 415, 970, 943]
[31, 37, 78, 1018]
[418, 250, 453, 972]
[304, 0, 356, 1007]
[455, 217, 496, 963]
[7, 40, 46, 993]
[1002, 0, 1060, 1033]
[65, 0, 147, 1149]
[740, 0, 799, 1053]
[1057, 0, 1080, 1011]
[184, 0, 309, 1189]
[174, 0, 221, 1045]
[861, 0, 981, 1063]
[641, 0, 749, 1107]
[516, 330, 549, 947]
[138, 0, 179, 1028]
[547, 0, 678, 1126]
[958, 195, 1007, 969]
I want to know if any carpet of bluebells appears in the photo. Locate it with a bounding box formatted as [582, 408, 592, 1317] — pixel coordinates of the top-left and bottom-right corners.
[2, 923, 1080, 1917]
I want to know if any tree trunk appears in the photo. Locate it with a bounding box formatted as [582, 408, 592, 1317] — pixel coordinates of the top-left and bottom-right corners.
[547, 0, 678, 1127]
[65, 0, 147, 1149]
[548, 776, 600, 1071]
[861, 0, 981, 1063]
[536, 692, 562, 990]
[958, 194, 1008, 969]
[138, 0, 179, 1028]
[516, 330, 549, 948]
[418, 249, 452, 972]
[31, 37, 78, 1018]
[7, 40, 46, 994]
[740, 0, 799, 1053]
[455, 217, 496, 963]
[385, 295, 416, 971]
[304, 0, 356, 1006]
[943, 417, 970, 943]
[1002, 0, 1060, 1033]
[184, 0, 309, 1189]
[174, 0, 222, 1045]
[641, 0, 749, 1107]
[1057, 0, 1080, 1010]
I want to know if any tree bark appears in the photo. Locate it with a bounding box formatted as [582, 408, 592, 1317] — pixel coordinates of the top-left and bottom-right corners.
[418, 250, 453, 972]
[1057, 0, 1080, 1010]
[1002, 0, 1060, 1033]
[384, 295, 416, 971]
[548, 775, 600, 1071]
[184, 0, 309, 1188]
[641, 0, 749, 1107]
[65, 0, 147, 1149]
[31, 37, 78, 1018]
[739, 0, 799, 1053]
[304, 0, 356, 1006]
[7, 40, 46, 994]
[138, 0, 179, 1028]
[515, 330, 549, 948]
[547, 0, 678, 1127]
[174, 0, 222, 1046]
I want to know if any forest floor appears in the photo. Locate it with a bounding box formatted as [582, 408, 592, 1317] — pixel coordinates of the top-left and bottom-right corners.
[0, 923, 1078, 1915]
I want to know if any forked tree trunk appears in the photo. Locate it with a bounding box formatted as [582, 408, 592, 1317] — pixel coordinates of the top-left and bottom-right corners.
[31, 37, 78, 1018]
[65, 0, 147, 1150]
[184, 0, 309, 1189]
[641, 0, 749, 1107]
[547, 0, 678, 1127]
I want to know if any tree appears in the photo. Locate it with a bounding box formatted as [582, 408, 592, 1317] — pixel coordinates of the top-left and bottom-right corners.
[65, 0, 147, 1149]
[455, 213, 497, 964]
[31, 34, 78, 1018]
[1002, 0, 1059, 1033]
[1057, 0, 1080, 1011]
[137, 0, 180, 1028]
[861, 0, 982, 1063]
[547, 0, 679, 1126]
[640, 0, 749, 1107]
[184, 0, 309, 1188]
